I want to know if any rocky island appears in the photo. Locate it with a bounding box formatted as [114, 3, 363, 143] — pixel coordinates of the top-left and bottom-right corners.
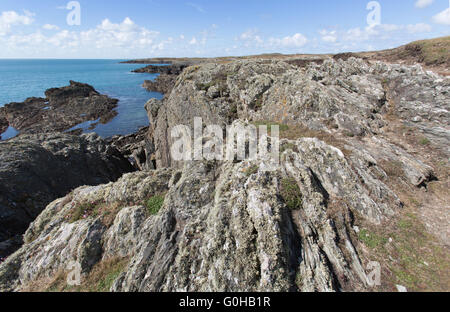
[0, 37, 449, 292]
[0, 81, 119, 138]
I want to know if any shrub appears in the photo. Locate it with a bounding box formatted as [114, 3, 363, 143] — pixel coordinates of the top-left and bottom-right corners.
[280, 178, 303, 210]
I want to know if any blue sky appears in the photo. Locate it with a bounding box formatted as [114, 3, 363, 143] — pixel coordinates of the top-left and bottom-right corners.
[0, 0, 449, 58]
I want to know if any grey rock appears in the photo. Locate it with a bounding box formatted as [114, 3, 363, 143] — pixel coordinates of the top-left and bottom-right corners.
[0, 132, 134, 258]
[0, 81, 119, 136]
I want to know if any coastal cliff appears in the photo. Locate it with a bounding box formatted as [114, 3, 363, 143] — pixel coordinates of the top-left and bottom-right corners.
[0, 39, 449, 292]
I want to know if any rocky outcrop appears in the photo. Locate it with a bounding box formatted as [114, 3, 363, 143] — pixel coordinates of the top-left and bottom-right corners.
[0, 81, 118, 136]
[0, 117, 8, 137]
[0, 133, 400, 291]
[142, 74, 177, 95]
[132, 64, 188, 75]
[0, 56, 448, 292]
[108, 127, 155, 171]
[142, 58, 448, 172]
[0, 133, 134, 258]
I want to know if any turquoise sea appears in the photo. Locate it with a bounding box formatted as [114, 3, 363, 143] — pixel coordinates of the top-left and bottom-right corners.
[0, 59, 163, 138]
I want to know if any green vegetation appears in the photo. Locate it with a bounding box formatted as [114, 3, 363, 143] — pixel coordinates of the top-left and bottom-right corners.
[95, 261, 126, 292]
[146, 195, 166, 216]
[245, 164, 259, 177]
[68, 202, 103, 223]
[280, 178, 303, 210]
[41, 258, 129, 293]
[419, 137, 431, 146]
[355, 206, 449, 291]
[358, 229, 388, 249]
[251, 121, 290, 133]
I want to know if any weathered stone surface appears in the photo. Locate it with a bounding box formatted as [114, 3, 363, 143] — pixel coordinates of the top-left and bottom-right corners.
[0, 132, 134, 258]
[1, 140, 390, 292]
[0, 56, 448, 293]
[143, 57, 448, 173]
[0, 81, 118, 136]
[132, 64, 188, 75]
[142, 74, 177, 95]
[0, 116, 8, 136]
[108, 127, 154, 171]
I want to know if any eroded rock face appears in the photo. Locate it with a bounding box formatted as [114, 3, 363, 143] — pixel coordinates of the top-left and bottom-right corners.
[143, 74, 177, 95]
[108, 127, 155, 171]
[0, 117, 8, 136]
[0, 81, 119, 136]
[0, 133, 134, 258]
[0, 57, 448, 292]
[132, 64, 188, 75]
[0, 135, 403, 292]
[143, 58, 448, 172]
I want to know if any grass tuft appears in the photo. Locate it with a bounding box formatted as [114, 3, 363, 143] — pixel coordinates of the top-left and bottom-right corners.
[146, 195, 166, 216]
[280, 178, 303, 210]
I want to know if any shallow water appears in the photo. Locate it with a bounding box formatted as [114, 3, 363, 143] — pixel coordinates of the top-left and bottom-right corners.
[0, 126, 19, 140]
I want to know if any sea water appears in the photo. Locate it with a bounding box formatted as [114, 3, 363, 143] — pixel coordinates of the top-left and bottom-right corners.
[0, 59, 163, 138]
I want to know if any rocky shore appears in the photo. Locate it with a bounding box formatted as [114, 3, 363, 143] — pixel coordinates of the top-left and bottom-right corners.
[132, 63, 188, 75]
[142, 74, 177, 95]
[0, 81, 119, 137]
[0, 37, 448, 292]
[0, 117, 8, 137]
[0, 132, 134, 258]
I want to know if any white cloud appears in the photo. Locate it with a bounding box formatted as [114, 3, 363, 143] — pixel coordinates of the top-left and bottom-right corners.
[406, 23, 432, 33]
[415, 0, 434, 8]
[344, 23, 431, 42]
[0, 10, 34, 35]
[78, 17, 159, 49]
[238, 29, 263, 46]
[270, 33, 308, 48]
[433, 7, 450, 25]
[43, 24, 59, 30]
[319, 30, 337, 43]
[189, 37, 197, 45]
[0, 17, 168, 58]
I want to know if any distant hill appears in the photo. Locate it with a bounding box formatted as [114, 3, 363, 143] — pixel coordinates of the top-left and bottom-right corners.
[360, 36, 450, 76]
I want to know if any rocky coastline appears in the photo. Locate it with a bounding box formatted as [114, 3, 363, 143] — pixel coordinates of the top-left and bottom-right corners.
[0, 81, 119, 138]
[142, 74, 177, 95]
[0, 117, 8, 137]
[0, 132, 134, 258]
[0, 37, 449, 292]
[132, 63, 188, 75]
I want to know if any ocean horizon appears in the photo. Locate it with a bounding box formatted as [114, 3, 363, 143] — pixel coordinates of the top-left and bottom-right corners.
[0, 59, 163, 138]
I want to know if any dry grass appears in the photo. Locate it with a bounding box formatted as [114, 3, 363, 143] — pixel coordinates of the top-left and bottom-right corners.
[355, 202, 449, 291]
[22, 257, 129, 292]
[66, 201, 123, 227]
[363, 36, 450, 75]
[279, 123, 352, 157]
